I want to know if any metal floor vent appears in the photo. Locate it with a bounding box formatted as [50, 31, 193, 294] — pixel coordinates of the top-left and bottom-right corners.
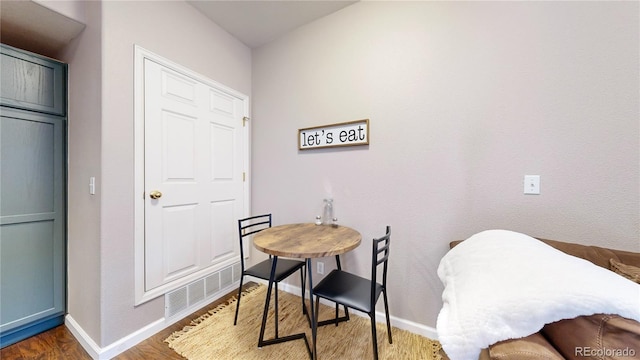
[165, 262, 240, 320]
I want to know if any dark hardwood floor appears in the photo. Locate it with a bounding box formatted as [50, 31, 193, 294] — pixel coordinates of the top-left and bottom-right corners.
[1, 283, 254, 360]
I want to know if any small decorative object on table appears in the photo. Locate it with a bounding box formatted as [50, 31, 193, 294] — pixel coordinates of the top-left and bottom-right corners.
[322, 199, 334, 225]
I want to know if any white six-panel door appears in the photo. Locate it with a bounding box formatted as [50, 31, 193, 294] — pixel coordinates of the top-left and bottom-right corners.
[140, 55, 246, 298]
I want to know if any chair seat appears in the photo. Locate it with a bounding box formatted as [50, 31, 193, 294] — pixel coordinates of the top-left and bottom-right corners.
[312, 227, 391, 360]
[313, 269, 383, 313]
[245, 258, 305, 282]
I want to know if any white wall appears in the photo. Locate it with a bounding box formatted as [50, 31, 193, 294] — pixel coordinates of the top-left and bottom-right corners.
[46, 0, 252, 349]
[13, 0, 639, 350]
[56, 0, 103, 345]
[97, 0, 251, 346]
[252, 1, 639, 330]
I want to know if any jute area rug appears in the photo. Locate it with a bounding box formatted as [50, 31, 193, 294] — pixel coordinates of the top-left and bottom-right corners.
[165, 284, 443, 360]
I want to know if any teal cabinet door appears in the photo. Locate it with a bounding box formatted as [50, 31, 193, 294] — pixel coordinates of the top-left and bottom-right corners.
[0, 44, 66, 116]
[0, 44, 66, 348]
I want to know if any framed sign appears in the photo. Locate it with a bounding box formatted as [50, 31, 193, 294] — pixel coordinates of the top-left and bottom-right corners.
[298, 119, 369, 150]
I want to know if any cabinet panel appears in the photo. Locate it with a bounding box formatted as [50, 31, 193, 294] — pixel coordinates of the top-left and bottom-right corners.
[0, 117, 55, 216]
[0, 45, 66, 348]
[0, 110, 66, 346]
[0, 221, 57, 330]
[0, 44, 66, 116]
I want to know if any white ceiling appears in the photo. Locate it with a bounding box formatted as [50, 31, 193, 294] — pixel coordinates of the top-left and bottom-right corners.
[0, 0, 357, 57]
[187, 0, 358, 48]
[0, 0, 85, 57]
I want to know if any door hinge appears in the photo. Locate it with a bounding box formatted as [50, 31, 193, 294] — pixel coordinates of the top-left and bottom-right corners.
[243, 172, 246, 182]
[243, 116, 249, 127]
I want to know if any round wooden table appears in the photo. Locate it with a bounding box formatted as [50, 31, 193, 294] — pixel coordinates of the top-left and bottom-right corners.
[253, 223, 362, 360]
[253, 223, 362, 258]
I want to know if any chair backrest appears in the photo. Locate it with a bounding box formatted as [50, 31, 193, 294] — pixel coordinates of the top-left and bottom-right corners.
[370, 226, 391, 303]
[237, 214, 272, 271]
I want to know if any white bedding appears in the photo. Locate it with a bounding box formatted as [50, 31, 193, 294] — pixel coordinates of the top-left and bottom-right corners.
[436, 229, 640, 360]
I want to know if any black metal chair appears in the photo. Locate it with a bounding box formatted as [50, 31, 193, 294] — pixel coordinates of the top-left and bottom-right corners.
[233, 214, 307, 337]
[312, 226, 392, 360]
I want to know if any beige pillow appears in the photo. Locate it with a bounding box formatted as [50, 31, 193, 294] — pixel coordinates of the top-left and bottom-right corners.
[610, 258, 640, 283]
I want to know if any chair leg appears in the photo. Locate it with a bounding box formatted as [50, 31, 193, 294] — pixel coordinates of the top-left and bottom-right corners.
[274, 282, 279, 338]
[383, 290, 392, 344]
[370, 311, 379, 360]
[300, 267, 312, 327]
[315, 295, 321, 329]
[300, 267, 306, 314]
[233, 275, 245, 325]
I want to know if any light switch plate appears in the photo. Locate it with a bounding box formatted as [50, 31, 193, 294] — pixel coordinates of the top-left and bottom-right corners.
[524, 175, 540, 195]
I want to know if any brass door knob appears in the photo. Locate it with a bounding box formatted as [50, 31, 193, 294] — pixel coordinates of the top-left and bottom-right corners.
[149, 190, 162, 199]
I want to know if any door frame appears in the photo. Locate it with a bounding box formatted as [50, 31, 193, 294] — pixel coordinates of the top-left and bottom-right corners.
[133, 45, 250, 305]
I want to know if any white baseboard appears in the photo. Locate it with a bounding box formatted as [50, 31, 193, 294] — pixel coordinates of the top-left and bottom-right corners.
[64, 315, 101, 359]
[389, 313, 439, 340]
[65, 283, 239, 359]
[65, 314, 166, 360]
[66, 280, 437, 359]
[278, 282, 439, 340]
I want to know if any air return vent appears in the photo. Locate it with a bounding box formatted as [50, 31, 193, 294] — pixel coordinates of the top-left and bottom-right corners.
[220, 267, 233, 289]
[188, 279, 205, 305]
[232, 262, 241, 282]
[166, 287, 188, 318]
[165, 262, 240, 320]
[205, 273, 220, 297]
